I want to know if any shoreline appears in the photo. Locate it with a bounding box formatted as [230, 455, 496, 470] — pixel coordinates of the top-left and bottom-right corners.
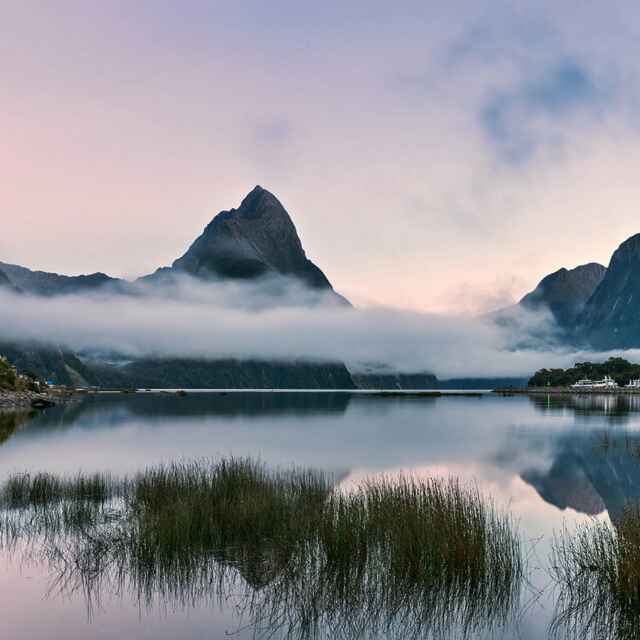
[0, 389, 65, 412]
[494, 387, 640, 395]
[82, 388, 488, 397]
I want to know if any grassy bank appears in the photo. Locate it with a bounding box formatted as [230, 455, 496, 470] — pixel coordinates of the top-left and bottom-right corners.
[0, 458, 523, 638]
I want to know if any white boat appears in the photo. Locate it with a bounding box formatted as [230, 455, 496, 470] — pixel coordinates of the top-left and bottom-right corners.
[626, 379, 640, 389]
[591, 375, 618, 389]
[571, 378, 594, 389]
[571, 375, 618, 390]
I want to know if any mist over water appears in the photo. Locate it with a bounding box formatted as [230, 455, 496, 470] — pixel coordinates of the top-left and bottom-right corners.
[1, 278, 637, 379]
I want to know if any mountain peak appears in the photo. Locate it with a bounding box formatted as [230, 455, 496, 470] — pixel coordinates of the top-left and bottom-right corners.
[202, 186, 293, 231]
[611, 233, 640, 265]
[239, 184, 268, 206]
[169, 187, 337, 292]
[234, 185, 291, 222]
[519, 262, 606, 328]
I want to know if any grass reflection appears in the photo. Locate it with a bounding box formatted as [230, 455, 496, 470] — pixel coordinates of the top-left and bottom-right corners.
[551, 504, 640, 639]
[0, 459, 523, 639]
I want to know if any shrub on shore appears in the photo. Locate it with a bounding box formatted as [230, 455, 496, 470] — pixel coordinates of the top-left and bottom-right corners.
[0, 355, 44, 393]
[0, 357, 17, 390]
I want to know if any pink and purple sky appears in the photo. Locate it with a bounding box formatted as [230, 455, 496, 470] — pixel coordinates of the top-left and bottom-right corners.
[3, 1, 640, 313]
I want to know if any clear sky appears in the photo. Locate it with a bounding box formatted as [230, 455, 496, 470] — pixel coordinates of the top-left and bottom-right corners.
[3, 1, 640, 312]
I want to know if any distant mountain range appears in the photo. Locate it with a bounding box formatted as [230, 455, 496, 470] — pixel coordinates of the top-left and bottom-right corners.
[0, 187, 355, 388]
[0, 186, 343, 301]
[515, 233, 640, 349]
[0, 186, 418, 389]
[6, 186, 640, 389]
[0, 264, 119, 297]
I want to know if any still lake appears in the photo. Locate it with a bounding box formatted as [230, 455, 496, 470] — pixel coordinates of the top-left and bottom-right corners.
[1, 390, 639, 639]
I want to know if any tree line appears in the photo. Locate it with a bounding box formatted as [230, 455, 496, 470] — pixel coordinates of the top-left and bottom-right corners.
[529, 357, 640, 387]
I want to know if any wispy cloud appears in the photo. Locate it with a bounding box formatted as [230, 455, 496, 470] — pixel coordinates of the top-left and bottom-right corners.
[481, 59, 607, 162]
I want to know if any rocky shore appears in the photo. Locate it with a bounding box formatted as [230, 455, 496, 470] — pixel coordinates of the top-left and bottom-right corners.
[0, 389, 58, 411]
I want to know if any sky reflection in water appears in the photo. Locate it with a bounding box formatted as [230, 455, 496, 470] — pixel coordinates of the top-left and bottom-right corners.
[1, 392, 640, 639]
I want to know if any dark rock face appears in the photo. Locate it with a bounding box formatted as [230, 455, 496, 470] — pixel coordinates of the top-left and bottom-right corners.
[352, 371, 438, 390]
[519, 262, 606, 329]
[151, 186, 338, 293]
[85, 358, 356, 390]
[0, 342, 98, 387]
[0, 268, 21, 294]
[437, 377, 527, 390]
[0, 262, 122, 296]
[580, 234, 640, 348]
[1, 344, 358, 390]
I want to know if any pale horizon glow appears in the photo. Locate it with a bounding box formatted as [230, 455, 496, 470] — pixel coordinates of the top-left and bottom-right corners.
[3, 2, 640, 313]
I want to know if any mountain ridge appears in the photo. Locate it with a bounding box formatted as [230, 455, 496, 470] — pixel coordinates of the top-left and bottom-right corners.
[2, 186, 347, 304]
[511, 232, 640, 349]
[518, 262, 607, 329]
[0, 262, 123, 296]
[578, 234, 640, 348]
[0, 186, 361, 388]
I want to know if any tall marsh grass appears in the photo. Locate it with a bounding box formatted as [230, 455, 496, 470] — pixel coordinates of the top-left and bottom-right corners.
[551, 504, 640, 639]
[0, 458, 523, 639]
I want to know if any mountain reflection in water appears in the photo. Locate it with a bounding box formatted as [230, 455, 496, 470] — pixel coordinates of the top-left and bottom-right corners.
[0, 459, 522, 640]
[519, 395, 640, 523]
[3, 392, 640, 639]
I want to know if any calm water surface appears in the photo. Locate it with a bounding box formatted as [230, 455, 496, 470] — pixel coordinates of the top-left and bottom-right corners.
[2, 391, 640, 639]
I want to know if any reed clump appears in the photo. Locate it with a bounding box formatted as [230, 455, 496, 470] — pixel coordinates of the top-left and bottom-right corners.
[0, 459, 523, 639]
[130, 459, 329, 551]
[2, 471, 116, 508]
[551, 504, 640, 639]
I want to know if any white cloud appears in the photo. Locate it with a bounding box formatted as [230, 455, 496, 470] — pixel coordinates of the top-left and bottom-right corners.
[1, 278, 637, 379]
